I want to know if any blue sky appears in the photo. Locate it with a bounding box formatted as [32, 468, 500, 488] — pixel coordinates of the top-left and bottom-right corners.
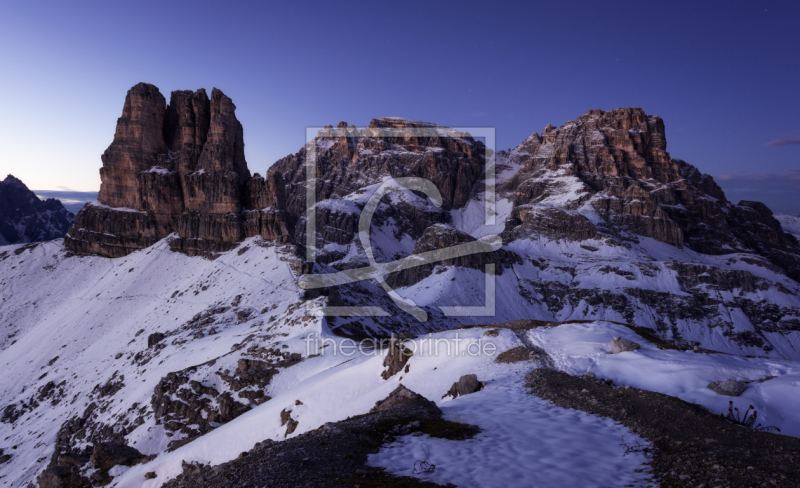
[1, 0, 798, 213]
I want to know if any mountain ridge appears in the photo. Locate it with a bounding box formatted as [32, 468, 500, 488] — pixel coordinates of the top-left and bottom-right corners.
[0, 175, 75, 245]
[1, 86, 800, 487]
[59, 85, 800, 352]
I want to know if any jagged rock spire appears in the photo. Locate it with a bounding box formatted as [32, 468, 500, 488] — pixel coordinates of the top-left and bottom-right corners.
[65, 83, 288, 258]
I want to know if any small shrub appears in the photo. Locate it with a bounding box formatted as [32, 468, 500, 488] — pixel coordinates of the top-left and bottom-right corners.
[723, 401, 780, 433]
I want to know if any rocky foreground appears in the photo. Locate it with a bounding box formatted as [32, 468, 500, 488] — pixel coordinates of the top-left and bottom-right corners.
[159, 385, 458, 488]
[527, 369, 800, 488]
[41, 336, 799, 488]
[153, 341, 800, 488]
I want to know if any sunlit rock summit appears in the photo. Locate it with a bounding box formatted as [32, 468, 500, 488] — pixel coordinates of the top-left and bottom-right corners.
[64, 83, 289, 258]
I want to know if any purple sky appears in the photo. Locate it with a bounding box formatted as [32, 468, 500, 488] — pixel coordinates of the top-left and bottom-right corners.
[1, 0, 798, 213]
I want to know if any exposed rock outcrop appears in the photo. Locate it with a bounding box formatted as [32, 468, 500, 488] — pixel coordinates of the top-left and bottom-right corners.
[65, 83, 289, 258]
[442, 374, 485, 399]
[507, 205, 598, 242]
[89, 442, 143, 471]
[370, 384, 441, 418]
[56, 95, 800, 354]
[380, 334, 413, 380]
[707, 379, 748, 397]
[275, 118, 486, 216]
[501, 107, 800, 280]
[272, 118, 486, 263]
[150, 370, 248, 442]
[387, 223, 521, 287]
[0, 175, 74, 245]
[609, 336, 641, 354]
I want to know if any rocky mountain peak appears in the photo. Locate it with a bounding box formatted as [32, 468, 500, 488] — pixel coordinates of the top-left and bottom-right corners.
[1, 175, 30, 198]
[197, 88, 250, 178]
[517, 107, 672, 183]
[97, 83, 168, 209]
[0, 175, 74, 245]
[368, 117, 439, 129]
[64, 89, 800, 285]
[65, 83, 288, 258]
[271, 116, 487, 256]
[503, 107, 800, 280]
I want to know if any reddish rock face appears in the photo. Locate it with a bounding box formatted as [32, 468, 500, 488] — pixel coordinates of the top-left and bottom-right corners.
[525, 108, 673, 182]
[164, 89, 210, 175]
[197, 89, 249, 177]
[66, 96, 799, 283]
[65, 83, 288, 258]
[501, 107, 800, 280]
[98, 83, 168, 210]
[273, 117, 487, 220]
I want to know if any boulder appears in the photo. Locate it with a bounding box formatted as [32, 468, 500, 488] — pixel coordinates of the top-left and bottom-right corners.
[707, 379, 748, 397]
[609, 336, 641, 354]
[89, 442, 143, 471]
[37, 466, 74, 488]
[217, 392, 250, 422]
[89, 469, 112, 486]
[495, 346, 536, 364]
[181, 461, 204, 476]
[371, 385, 441, 418]
[147, 332, 165, 348]
[285, 418, 299, 437]
[443, 374, 485, 399]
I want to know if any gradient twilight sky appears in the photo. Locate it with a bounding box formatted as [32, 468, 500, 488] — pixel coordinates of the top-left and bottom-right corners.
[1, 0, 799, 213]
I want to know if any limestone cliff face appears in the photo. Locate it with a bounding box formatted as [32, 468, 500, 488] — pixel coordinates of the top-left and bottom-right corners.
[66, 94, 798, 285]
[65, 83, 288, 258]
[98, 83, 168, 210]
[273, 118, 485, 217]
[500, 107, 800, 280]
[271, 118, 486, 262]
[164, 88, 210, 175]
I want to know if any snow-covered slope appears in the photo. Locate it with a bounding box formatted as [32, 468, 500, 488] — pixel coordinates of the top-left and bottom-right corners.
[0, 237, 309, 486]
[0, 238, 654, 487]
[531, 321, 800, 437]
[396, 233, 800, 358]
[2, 238, 800, 487]
[111, 327, 652, 488]
[3, 110, 800, 486]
